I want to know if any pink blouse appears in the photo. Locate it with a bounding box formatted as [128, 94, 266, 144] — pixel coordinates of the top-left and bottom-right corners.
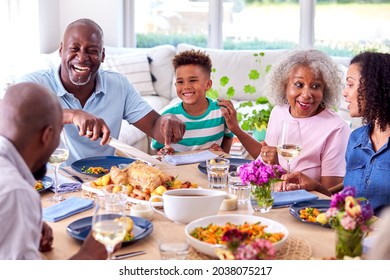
[264, 105, 351, 181]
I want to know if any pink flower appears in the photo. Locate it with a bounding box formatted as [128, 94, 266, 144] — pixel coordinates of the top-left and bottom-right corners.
[233, 238, 276, 260]
[325, 207, 338, 218]
[340, 214, 357, 231]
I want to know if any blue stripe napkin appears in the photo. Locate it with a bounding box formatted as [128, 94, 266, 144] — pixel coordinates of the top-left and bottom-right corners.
[43, 197, 94, 222]
[163, 150, 217, 165]
[49, 182, 82, 194]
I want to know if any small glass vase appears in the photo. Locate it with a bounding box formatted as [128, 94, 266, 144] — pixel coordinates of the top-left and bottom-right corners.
[251, 183, 274, 213]
[335, 227, 364, 259]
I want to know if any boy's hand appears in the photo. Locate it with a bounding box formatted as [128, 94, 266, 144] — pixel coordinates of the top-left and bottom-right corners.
[209, 143, 223, 152]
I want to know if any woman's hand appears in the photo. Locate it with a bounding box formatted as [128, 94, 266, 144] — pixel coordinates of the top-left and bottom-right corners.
[218, 99, 240, 133]
[259, 141, 279, 165]
[276, 171, 308, 192]
[276, 171, 332, 196]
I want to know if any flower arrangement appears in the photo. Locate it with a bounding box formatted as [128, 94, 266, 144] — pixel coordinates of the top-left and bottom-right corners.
[238, 159, 285, 212]
[216, 228, 276, 260]
[316, 186, 377, 259]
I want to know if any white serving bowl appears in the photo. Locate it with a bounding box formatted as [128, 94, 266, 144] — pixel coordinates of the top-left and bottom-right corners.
[185, 214, 289, 258]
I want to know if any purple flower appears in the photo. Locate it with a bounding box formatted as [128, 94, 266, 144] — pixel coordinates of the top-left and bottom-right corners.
[330, 193, 345, 209]
[238, 159, 284, 187]
[340, 186, 356, 199]
[359, 201, 374, 221]
[326, 186, 376, 234]
[221, 229, 249, 252]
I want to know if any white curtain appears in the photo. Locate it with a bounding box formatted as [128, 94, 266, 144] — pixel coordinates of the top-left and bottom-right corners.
[0, 0, 40, 96]
[0, 0, 40, 62]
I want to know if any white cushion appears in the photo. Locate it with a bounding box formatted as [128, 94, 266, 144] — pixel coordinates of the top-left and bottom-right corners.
[176, 43, 290, 101]
[145, 45, 176, 100]
[104, 45, 176, 100]
[103, 53, 156, 96]
[142, 95, 170, 112]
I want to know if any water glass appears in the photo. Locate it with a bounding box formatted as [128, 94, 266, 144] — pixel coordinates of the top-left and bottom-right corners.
[228, 171, 251, 205]
[159, 240, 189, 260]
[206, 158, 230, 189]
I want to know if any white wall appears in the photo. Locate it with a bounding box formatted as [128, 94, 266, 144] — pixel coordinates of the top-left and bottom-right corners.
[57, 0, 124, 50]
[38, 0, 60, 53]
[36, 0, 124, 53]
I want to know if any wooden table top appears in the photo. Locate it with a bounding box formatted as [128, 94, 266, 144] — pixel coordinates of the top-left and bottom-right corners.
[41, 154, 336, 260]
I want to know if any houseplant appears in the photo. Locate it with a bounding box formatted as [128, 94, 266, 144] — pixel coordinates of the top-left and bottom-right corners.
[207, 52, 274, 141]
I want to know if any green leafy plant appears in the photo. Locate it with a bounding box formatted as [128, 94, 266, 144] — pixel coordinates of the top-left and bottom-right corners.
[237, 96, 274, 131]
[207, 52, 274, 132]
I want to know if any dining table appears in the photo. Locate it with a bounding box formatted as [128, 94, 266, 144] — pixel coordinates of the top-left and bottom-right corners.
[41, 152, 337, 260]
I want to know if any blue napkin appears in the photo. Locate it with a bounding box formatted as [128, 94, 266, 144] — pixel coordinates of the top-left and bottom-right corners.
[251, 189, 319, 208]
[272, 190, 319, 207]
[163, 150, 217, 165]
[43, 197, 94, 222]
[49, 182, 82, 194]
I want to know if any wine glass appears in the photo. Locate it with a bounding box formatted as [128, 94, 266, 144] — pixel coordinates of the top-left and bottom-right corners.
[92, 191, 128, 260]
[48, 131, 69, 202]
[277, 120, 302, 173]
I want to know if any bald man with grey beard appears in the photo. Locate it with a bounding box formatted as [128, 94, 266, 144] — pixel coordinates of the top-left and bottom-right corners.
[0, 82, 107, 259]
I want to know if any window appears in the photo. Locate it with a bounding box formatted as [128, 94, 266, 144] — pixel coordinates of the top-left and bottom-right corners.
[222, 0, 300, 50]
[134, 0, 210, 48]
[133, 0, 300, 50]
[132, 0, 390, 56]
[314, 1, 390, 56]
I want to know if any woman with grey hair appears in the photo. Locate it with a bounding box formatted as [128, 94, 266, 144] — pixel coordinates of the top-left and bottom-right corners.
[266, 49, 344, 109]
[219, 49, 350, 195]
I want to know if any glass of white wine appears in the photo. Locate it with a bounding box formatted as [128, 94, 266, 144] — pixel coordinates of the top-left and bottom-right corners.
[92, 193, 127, 260]
[277, 120, 302, 173]
[48, 130, 69, 202]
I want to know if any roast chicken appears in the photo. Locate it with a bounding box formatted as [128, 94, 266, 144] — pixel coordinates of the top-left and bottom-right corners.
[110, 161, 173, 192]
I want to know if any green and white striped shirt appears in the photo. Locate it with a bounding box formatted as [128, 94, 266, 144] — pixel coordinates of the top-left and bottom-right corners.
[151, 98, 234, 152]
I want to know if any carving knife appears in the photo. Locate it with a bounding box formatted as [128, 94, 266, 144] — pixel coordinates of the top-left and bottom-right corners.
[107, 136, 162, 165]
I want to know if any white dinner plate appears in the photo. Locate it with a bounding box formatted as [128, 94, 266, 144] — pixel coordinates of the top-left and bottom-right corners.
[185, 214, 289, 258]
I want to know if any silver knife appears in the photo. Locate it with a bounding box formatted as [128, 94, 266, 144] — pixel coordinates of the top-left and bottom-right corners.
[112, 250, 146, 260]
[59, 167, 84, 183]
[107, 137, 162, 166]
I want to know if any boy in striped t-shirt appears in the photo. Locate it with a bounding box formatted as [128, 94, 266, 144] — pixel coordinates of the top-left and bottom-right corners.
[151, 50, 233, 155]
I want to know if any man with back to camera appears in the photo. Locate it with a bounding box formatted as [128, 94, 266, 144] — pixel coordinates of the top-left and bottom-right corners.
[0, 82, 107, 259]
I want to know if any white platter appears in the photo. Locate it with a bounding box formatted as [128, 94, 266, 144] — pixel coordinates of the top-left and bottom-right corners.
[185, 214, 289, 258]
[81, 182, 163, 207]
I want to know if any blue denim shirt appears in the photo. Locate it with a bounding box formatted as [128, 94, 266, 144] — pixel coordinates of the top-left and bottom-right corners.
[344, 124, 390, 214]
